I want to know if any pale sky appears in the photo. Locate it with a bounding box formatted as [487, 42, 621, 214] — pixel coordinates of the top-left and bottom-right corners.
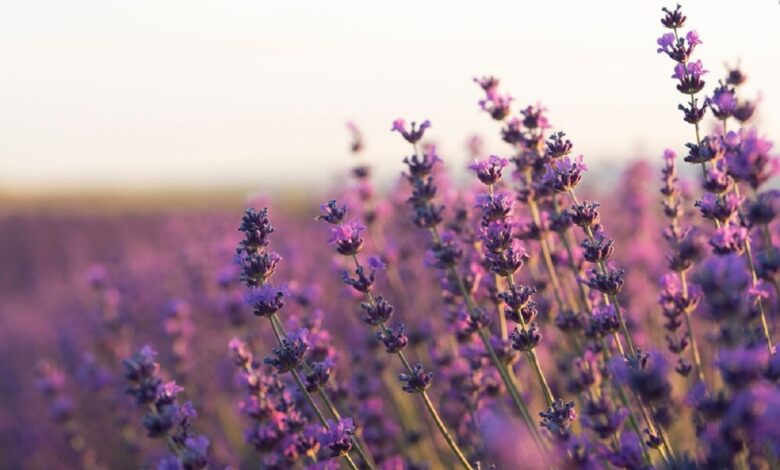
[1, 0, 779, 192]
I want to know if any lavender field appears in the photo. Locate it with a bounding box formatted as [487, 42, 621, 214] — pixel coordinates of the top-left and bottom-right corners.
[3, 4, 780, 469]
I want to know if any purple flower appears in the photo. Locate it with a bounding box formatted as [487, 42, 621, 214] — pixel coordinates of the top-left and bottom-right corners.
[672, 60, 707, 95]
[399, 364, 433, 393]
[359, 295, 394, 325]
[402, 149, 441, 180]
[717, 346, 769, 389]
[236, 250, 281, 287]
[725, 129, 779, 189]
[479, 93, 513, 121]
[546, 132, 574, 159]
[328, 221, 366, 256]
[304, 359, 333, 392]
[318, 418, 356, 457]
[237, 207, 274, 254]
[376, 323, 409, 353]
[539, 399, 577, 442]
[264, 328, 310, 373]
[486, 239, 528, 276]
[661, 4, 686, 29]
[474, 76, 500, 99]
[245, 284, 287, 317]
[709, 224, 747, 255]
[478, 221, 514, 254]
[694, 192, 742, 223]
[685, 135, 723, 165]
[318, 200, 348, 225]
[581, 234, 615, 264]
[476, 191, 514, 223]
[391, 118, 431, 144]
[567, 201, 600, 228]
[545, 155, 587, 193]
[509, 323, 542, 351]
[586, 266, 625, 296]
[469, 155, 509, 186]
[709, 82, 737, 120]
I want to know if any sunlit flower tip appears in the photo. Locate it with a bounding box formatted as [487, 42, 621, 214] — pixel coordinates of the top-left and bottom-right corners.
[245, 283, 287, 317]
[399, 363, 433, 393]
[318, 418, 356, 457]
[376, 323, 409, 353]
[317, 200, 348, 225]
[509, 323, 542, 351]
[660, 4, 686, 29]
[328, 221, 366, 256]
[264, 328, 310, 373]
[391, 118, 431, 144]
[469, 155, 509, 185]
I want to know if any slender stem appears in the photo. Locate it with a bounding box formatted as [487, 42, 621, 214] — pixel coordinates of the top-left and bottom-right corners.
[350, 255, 474, 470]
[733, 185, 775, 353]
[268, 315, 377, 468]
[680, 272, 706, 385]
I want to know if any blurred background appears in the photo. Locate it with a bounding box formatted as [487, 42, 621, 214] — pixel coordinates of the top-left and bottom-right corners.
[1, 0, 779, 201]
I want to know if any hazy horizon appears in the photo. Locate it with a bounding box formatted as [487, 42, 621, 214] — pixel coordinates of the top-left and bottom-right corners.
[2, 0, 779, 192]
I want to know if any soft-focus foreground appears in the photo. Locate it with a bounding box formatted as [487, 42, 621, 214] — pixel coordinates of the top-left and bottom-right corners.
[4, 5, 780, 469]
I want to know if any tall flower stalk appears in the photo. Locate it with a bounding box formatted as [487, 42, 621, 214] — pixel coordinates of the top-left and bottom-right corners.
[235, 208, 373, 469]
[319, 200, 475, 470]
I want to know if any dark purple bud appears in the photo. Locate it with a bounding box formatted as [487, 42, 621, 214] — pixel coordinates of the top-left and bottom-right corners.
[391, 118, 431, 144]
[377, 324, 409, 353]
[305, 360, 333, 392]
[540, 399, 577, 442]
[399, 364, 433, 394]
[546, 132, 574, 159]
[581, 235, 615, 263]
[360, 295, 394, 325]
[567, 201, 600, 228]
[586, 267, 625, 296]
[264, 329, 310, 373]
[510, 323, 542, 351]
[660, 4, 686, 29]
[318, 418, 356, 457]
[245, 284, 287, 317]
[318, 200, 348, 225]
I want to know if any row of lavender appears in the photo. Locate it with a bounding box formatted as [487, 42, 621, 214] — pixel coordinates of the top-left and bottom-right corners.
[17, 5, 780, 469]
